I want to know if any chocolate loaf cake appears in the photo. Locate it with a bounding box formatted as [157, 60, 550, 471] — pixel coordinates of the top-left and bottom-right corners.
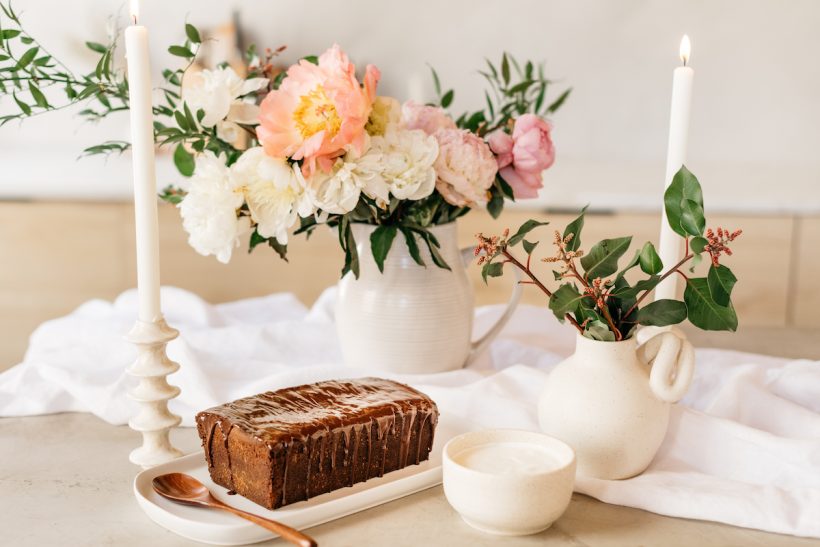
[195, 378, 439, 510]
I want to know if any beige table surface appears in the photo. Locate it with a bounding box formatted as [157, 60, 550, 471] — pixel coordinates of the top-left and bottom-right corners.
[2, 327, 819, 547]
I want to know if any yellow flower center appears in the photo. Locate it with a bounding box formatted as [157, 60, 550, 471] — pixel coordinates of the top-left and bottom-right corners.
[293, 86, 341, 139]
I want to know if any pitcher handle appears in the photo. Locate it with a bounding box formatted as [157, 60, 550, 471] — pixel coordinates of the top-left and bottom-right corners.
[460, 246, 523, 366]
[637, 326, 695, 403]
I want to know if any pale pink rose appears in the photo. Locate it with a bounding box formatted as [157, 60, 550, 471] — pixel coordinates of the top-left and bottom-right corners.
[434, 129, 498, 206]
[487, 114, 555, 199]
[401, 100, 456, 135]
[258, 44, 380, 176]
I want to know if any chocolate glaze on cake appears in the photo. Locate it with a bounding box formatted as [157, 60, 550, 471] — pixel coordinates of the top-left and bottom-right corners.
[195, 378, 439, 510]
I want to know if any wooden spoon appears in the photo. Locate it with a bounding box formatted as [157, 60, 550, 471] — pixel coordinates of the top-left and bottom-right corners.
[152, 472, 317, 547]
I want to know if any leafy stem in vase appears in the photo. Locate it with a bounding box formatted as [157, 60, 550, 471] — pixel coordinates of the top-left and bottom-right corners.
[475, 167, 742, 340]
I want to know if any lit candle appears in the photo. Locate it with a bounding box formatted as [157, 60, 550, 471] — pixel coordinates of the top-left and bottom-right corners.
[656, 35, 694, 301]
[124, 0, 162, 322]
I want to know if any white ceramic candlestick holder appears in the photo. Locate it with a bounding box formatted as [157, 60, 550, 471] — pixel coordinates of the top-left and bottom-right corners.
[126, 317, 183, 468]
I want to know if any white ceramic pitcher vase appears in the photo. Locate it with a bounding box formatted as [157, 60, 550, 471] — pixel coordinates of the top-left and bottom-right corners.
[537, 327, 695, 479]
[336, 222, 522, 374]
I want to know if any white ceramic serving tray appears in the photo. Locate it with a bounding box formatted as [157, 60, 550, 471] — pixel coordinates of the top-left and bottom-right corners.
[134, 414, 467, 545]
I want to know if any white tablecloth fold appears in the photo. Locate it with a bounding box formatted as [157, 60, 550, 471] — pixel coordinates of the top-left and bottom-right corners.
[2, 287, 819, 538]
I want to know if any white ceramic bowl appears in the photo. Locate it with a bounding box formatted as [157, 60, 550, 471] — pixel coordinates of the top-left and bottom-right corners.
[442, 429, 576, 536]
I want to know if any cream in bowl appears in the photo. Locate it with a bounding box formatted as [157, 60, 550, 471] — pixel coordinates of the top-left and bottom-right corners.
[442, 429, 576, 536]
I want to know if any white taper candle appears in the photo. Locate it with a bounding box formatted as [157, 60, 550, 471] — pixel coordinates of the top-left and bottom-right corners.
[656, 35, 694, 301]
[124, 3, 162, 322]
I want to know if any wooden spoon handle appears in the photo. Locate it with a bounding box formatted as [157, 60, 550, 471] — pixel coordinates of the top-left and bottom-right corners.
[214, 502, 317, 547]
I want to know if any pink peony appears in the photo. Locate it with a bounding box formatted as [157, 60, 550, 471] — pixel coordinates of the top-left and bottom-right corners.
[487, 114, 555, 199]
[257, 44, 380, 176]
[434, 129, 497, 206]
[402, 100, 456, 135]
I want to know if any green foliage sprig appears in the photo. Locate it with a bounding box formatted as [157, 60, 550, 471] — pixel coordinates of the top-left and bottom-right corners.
[475, 167, 741, 340]
[0, 1, 128, 143]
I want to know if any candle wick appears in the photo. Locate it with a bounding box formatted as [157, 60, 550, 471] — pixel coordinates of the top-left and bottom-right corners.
[132, 14, 138, 25]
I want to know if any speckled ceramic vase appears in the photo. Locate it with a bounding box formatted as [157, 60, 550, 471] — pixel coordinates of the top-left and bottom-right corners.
[537, 328, 695, 479]
[336, 222, 521, 374]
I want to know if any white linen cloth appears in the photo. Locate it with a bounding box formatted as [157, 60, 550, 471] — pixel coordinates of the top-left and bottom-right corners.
[2, 286, 819, 538]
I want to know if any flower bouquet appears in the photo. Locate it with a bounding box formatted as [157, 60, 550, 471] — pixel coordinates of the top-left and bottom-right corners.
[0, 9, 570, 277]
[474, 166, 742, 478]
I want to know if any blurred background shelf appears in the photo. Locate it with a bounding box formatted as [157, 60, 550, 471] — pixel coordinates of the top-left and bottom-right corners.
[2, 201, 817, 370]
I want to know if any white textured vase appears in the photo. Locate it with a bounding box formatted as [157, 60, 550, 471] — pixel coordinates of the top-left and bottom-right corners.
[336, 222, 521, 374]
[537, 328, 695, 479]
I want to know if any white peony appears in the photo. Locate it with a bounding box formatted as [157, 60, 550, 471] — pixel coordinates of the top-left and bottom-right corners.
[371, 128, 438, 201]
[179, 151, 249, 264]
[305, 139, 389, 213]
[231, 147, 313, 244]
[182, 67, 268, 140]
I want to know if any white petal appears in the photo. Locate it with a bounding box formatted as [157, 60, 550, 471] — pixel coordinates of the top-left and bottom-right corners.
[227, 102, 261, 125]
[239, 77, 270, 95]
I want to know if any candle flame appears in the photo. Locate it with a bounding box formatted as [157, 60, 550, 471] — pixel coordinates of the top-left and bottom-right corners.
[130, 0, 139, 24]
[679, 34, 691, 66]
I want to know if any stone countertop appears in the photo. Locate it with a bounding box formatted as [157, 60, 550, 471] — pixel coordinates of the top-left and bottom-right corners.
[3, 323, 820, 547]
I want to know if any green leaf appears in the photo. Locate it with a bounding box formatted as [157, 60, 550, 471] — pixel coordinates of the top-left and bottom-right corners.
[341, 222, 360, 278]
[440, 89, 454, 108]
[664, 165, 704, 237]
[679, 198, 706, 236]
[563, 205, 587, 252]
[610, 275, 661, 300]
[707, 264, 737, 306]
[185, 23, 201, 44]
[548, 283, 587, 321]
[168, 45, 195, 59]
[420, 232, 451, 270]
[487, 187, 504, 219]
[28, 82, 48, 108]
[183, 101, 198, 129]
[12, 92, 30, 115]
[545, 88, 571, 114]
[617, 249, 641, 280]
[508, 219, 549, 246]
[158, 185, 185, 205]
[690, 236, 708, 254]
[684, 277, 738, 331]
[249, 229, 288, 261]
[174, 109, 189, 130]
[501, 53, 510, 85]
[580, 236, 632, 279]
[15, 46, 38, 70]
[534, 82, 547, 112]
[637, 299, 687, 326]
[508, 80, 534, 94]
[0, 29, 20, 39]
[429, 65, 441, 96]
[585, 320, 616, 342]
[400, 227, 425, 267]
[481, 261, 504, 284]
[522, 239, 538, 255]
[173, 144, 195, 177]
[85, 41, 107, 53]
[301, 55, 318, 65]
[370, 225, 397, 273]
[496, 175, 514, 200]
[484, 90, 495, 120]
[639, 242, 663, 275]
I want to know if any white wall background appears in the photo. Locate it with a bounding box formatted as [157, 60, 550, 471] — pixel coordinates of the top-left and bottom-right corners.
[1, 0, 818, 213]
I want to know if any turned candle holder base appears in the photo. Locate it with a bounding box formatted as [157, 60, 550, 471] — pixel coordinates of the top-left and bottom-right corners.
[126, 317, 183, 468]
